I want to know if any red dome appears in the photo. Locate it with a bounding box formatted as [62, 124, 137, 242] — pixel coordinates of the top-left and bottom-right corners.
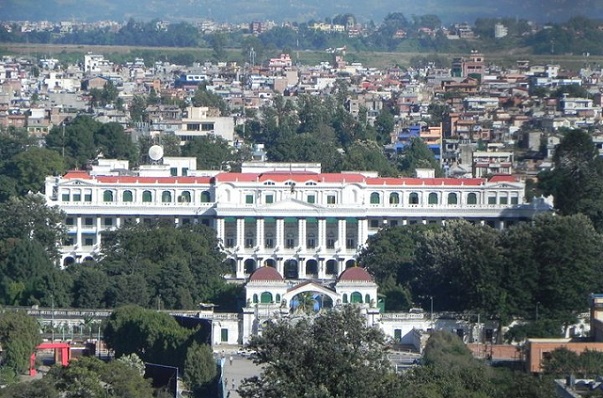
[338, 267, 373, 282]
[249, 266, 284, 282]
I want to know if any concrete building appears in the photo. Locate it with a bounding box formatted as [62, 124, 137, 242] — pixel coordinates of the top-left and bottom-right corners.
[45, 158, 550, 277]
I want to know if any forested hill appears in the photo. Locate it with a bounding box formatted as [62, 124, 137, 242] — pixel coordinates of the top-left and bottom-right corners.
[1, 0, 602, 24]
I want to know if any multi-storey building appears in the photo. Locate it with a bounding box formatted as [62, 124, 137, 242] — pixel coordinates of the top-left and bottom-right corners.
[45, 158, 550, 280]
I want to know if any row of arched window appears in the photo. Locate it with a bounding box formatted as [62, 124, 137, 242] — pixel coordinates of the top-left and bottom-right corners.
[369, 192, 518, 206]
[251, 291, 369, 304]
[252, 292, 282, 304]
[100, 190, 213, 204]
[342, 292, 370, 304]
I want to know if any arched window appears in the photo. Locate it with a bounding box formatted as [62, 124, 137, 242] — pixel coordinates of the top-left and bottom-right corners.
[365, 294, 371, 304]
[200, 191, 211, 203]
[260, 292, 273, 304]
[370, 192, 380, 204]
[141, 190, 152, 202]
[276, 294, 281, 303]
[342, 294, 348, 304]
[389, 192, 400, 205]
[162, 191, 172, 203]
[467, 193, 477, 205]
[351, 292, 363, 303]
[103, 190, 114, 202]
[447, 193, 458, 205]
[326, 260, 337, 275]
[428, 193, 438, 205]
[409, 192, 419, 205]
[122, 190, 133, 202]
[179, 191, 191, 203]
[252, 294, 258, 304]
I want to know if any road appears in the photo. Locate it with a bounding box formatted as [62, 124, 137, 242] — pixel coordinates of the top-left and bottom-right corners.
[220, 351, 262, 398]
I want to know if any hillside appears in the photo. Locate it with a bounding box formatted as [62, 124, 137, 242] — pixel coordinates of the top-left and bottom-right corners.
[1, 0, 602, 24]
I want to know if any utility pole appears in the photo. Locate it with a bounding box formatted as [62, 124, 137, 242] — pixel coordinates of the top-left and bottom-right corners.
[51, 294, 55, 341]
[430, 296, 434, 322]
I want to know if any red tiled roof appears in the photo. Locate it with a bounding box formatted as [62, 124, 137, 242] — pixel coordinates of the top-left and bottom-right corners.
[365, 177, 484, 186]
[96, 176, 212, 184]
[63, 171, 92, 179]
[488, 175, 517, 183]
[249, 266, 284, 282]
[338, 267, 373, 283]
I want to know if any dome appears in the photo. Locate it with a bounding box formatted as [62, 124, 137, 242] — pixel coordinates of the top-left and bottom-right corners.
[337, 267, 374, 282]
[249, 266, 284, 282]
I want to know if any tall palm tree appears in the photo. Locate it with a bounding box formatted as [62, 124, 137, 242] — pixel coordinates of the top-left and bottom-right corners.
[295, 293, 317, 315]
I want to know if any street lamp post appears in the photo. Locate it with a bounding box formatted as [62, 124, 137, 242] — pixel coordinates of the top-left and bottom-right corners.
[430, 296, 434, 322]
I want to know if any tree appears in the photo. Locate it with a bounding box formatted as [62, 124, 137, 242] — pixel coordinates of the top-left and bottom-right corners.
[100, 222, 226, 308]
[103, 305, 192, 368]
[238, 306, 396, 398]
[411, 220, 504, 313]
[49, 356, 154, 398]
[397, 137, 442, 177]
[191, 84, 228, 116]
[5, 147, 65, 195]
[184, 342, 217, 398]
[538, 129, 603, 231]
[181, 135, 237, 170]
[530, 214, 603, 322]
[374, 108, 395, 145]
[93, 122, 137, 162]
[343, 140, 398, 176]
[0, 195, 66, 260]
[0, 311, 41, 374]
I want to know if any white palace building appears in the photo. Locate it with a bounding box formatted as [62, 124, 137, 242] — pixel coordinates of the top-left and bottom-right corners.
[45, 156, 551, 281]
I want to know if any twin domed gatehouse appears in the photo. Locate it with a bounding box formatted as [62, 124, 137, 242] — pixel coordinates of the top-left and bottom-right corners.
[241, 264, 381, 343]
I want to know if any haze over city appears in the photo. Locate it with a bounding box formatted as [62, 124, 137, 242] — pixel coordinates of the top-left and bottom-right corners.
[1, 0, 602, 23]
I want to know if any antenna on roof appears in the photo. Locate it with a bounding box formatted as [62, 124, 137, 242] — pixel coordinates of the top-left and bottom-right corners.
[148, 145, 164, 165]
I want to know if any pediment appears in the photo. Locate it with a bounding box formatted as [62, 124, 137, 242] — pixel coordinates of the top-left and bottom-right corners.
[263, 198, 323, 211]
[285, 281, 337, 298]
[62, 179, 94, 187]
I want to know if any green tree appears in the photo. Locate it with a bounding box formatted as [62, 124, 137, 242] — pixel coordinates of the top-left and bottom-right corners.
[411, 220, 504, 313]
[94, 122, 137, 162]
[103, 305, 192, 368]
[184, 342, 217, 397]
[100, 223, 226, 309]
[181, 135, 237, 170]
[343, 140, 398, 176]
[397, 136, 442, 177]
[238, 306, 396, 398]
[374, 108, 395, 145]
[5, 147, 65, 195]
[49, 356, 154, 398]
[0, 311, 42, 374]
[539, 129, 603, 231]
[191, 84, 228, 116]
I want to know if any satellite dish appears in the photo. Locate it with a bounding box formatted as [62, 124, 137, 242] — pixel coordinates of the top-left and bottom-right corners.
[148, 145, 164, 161]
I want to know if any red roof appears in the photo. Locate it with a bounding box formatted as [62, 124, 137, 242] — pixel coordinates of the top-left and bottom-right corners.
[96, 176, 212, 184]
[338, 267, 373, 283]
[488, 175, 517, 183]
[249, 266, 284, 282]
[63, 171, 92, 179]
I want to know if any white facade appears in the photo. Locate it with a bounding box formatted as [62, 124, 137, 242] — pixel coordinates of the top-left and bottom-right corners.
[45, 159, 549, 278]
[176, 106, 235, 144]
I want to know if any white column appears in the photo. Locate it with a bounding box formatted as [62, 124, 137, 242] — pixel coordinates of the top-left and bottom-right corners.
[276, 218, 285, 249]
[402, 219, 408, 226]
[236, 218, 245, 249]
[174, 217, 180, 226]
[236, 258, 245, 279]
[357, 218, 368, 248]
[256, 218, 264, 249]
[337, 219, 346, 249]
[318, 219, 326, 249]
[298, 219, 306, 249]
[95, 216, 102, 248]
[115, 217, 121, 228]
[76, 216, 82, 248]
[216, 218, 225, 244]
[317, 258, 325, 279]
[298, 257, 305, 279]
